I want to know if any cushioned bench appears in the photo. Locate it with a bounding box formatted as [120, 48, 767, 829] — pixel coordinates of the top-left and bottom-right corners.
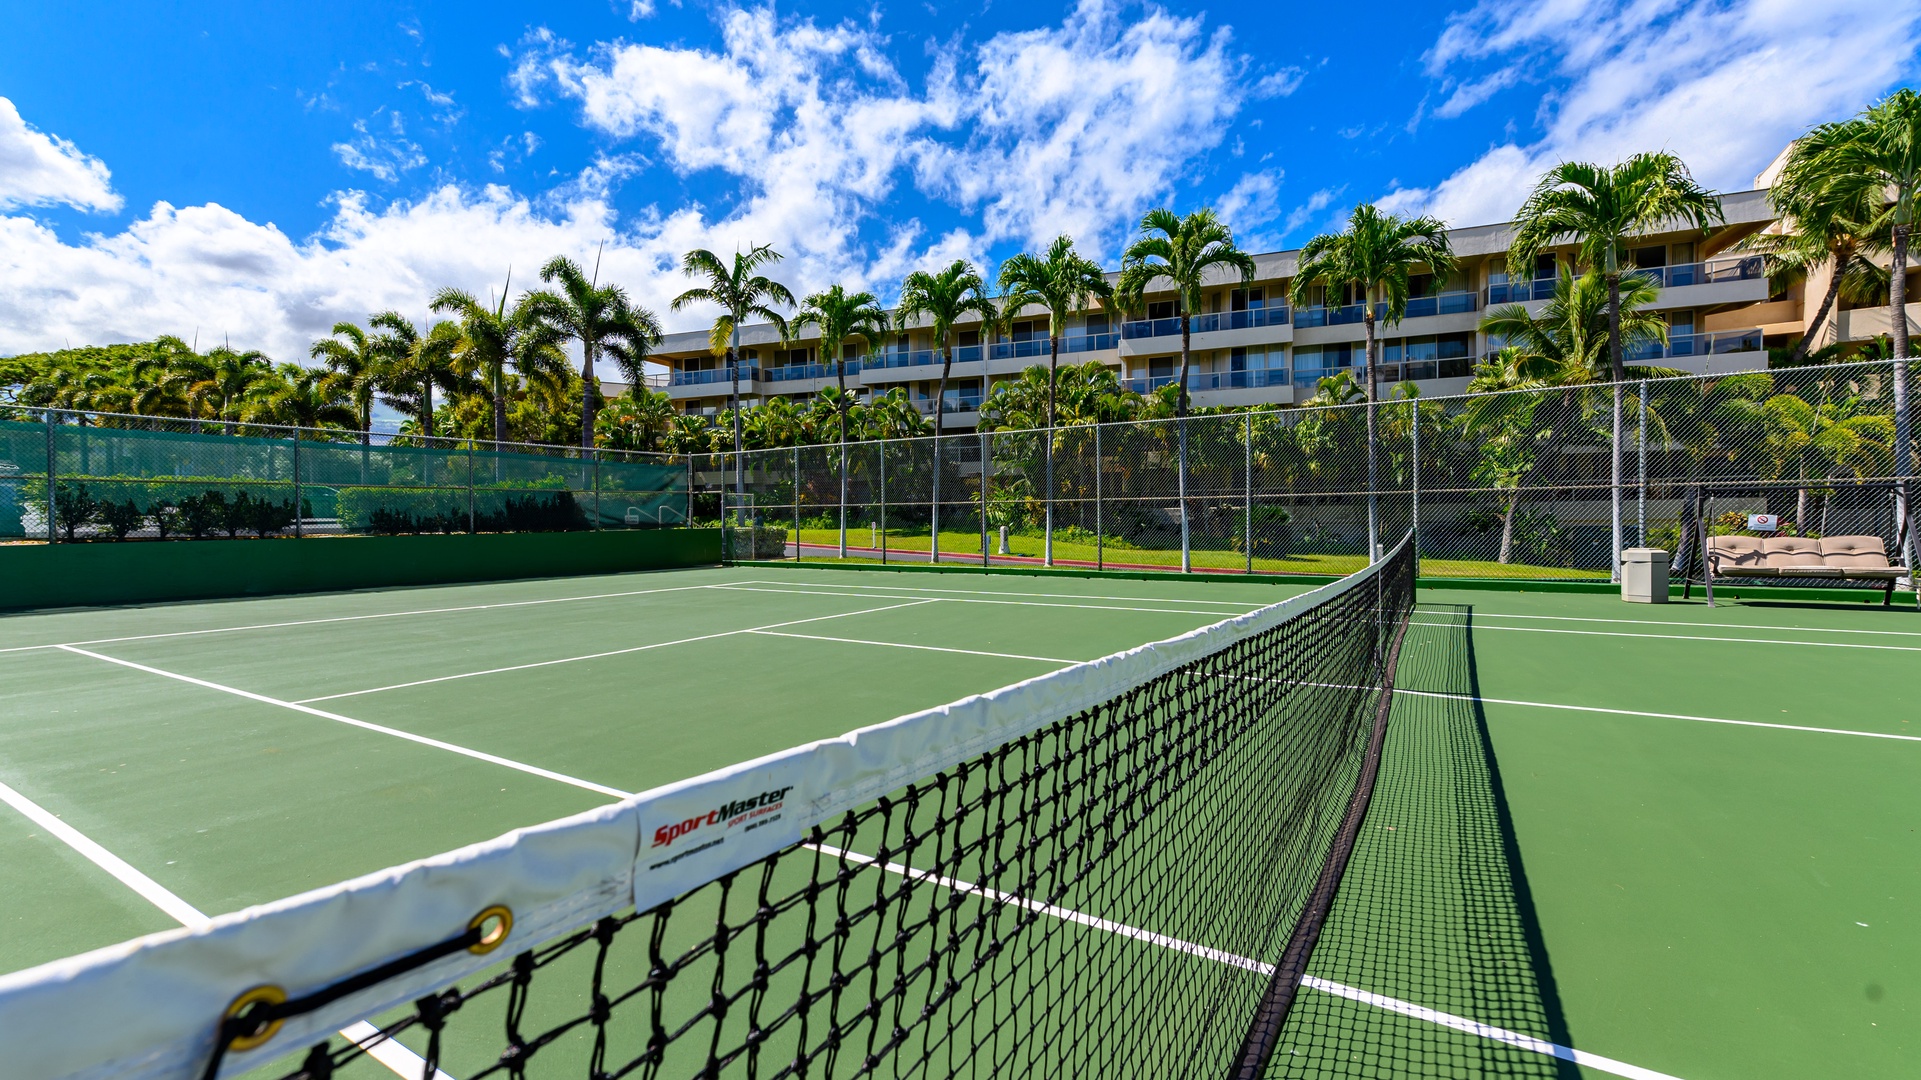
[1691, 534, 1913, 607]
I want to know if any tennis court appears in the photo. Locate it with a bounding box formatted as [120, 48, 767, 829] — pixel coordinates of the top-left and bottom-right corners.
[2, 561, 1916, 1078]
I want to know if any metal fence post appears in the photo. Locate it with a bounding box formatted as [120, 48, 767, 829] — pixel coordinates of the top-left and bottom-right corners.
[879, 440, 887, 565]
[930, 433, 940, 566]
[793, 445, 801, 562]
[1178, 416, 1191, 573]
[1637, 380, 1649, 549]
[1411, 403, 1421, 569]
[1244, 411, 1254, 575]
[1044, 425, 1054, 567]
[467, 444, 477, 534]
[44, 409, 56, 543]
[838, 439, 849, 560]
[979, 431, 990, 568]
[292, 427, 303, 539]
[686, 456, 696, 526]
[1095, 423, 1104, 572]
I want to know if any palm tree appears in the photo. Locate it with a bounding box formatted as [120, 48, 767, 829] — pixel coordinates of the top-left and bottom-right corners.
[1507, 153, 1722, 580]
[997, 236, 1113, 564]
[369, 312, 468, 440]
[671, 245, 796, 494]
[310, 322, 387, 444]
[522, 255, 661, 449]
[896, 260, 998, 562]
[1291, 203, 1457, 558]
[594, 389, 677, 452]
[792, 284, 889, 557]
[1463, 348, 1556, 564]
[1777, 89, 1921, 573]
[1115, 208, 1256, 570]
[244, 363, 359, 430]
[1479, 266, 1670, 384]
[431, 275, 575, 445]
[1743, 180, 1888, 366]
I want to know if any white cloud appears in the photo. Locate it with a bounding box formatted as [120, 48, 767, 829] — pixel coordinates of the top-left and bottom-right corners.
[1284, 186, 1341, 235]
[1386, 0, 1921, 228]
[629, 0, 656, 19]
[332, 114, 428, 182]
[1218, 170, 1282, 228]
[0, 97, 121, 213]
[1431, 67, 1518, 119]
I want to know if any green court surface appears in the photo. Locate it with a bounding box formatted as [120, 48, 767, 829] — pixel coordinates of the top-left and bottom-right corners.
[1, 566, 1915, 1078]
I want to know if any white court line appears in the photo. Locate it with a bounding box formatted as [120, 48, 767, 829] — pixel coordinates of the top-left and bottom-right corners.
[812, 842, 1682, 1080]
[1424, 609, 1921, 639]
[747, 630, 1079, 665]
[0, 777, 452, 1080]
[0, 582, 731, 655]
[714, 583, 1254, 618]
[735, 578, 1266, 608]
[1396, 687, 1921, 744]
[1404, 619, 1921, 653]
[55, 645, 632, 798]
[295, 599, 936, 703]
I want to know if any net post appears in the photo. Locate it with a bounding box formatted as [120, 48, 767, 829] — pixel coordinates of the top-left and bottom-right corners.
[1244, 410, 1253, 575]
[979, 431, 990, 569]
[793, 445, 801, 562]
[1637, 379, 1648, 549]
[1095, 422, 1103, 572]
[292, 426, 303, 539]
[44, 409, 55, 544]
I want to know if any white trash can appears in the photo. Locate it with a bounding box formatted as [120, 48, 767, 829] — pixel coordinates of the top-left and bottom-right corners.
[1621, 548, 1670, 603]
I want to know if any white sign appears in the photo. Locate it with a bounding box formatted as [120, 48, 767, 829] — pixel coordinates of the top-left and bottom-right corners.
[1747, 513, 1781, 532]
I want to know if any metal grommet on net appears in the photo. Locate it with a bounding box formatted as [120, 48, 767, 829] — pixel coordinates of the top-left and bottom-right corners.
[223, 984, 289, 1052]
[469, 905, 513, 954]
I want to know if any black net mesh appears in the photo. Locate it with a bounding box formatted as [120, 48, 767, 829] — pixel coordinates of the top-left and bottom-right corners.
[228, 542, 1415, 1080]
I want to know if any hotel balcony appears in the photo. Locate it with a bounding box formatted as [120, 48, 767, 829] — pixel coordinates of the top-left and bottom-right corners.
[1483, 255, 1766, 311]
[1118, 307, 1290, 357]
[1623, 327, 1768, 374]
[1292, 292, 1477, 346]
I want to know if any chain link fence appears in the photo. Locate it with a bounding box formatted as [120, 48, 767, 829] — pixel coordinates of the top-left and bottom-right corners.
[715, 359, 1916, 588]
[15, 360, 1911, 590]
[0, 409, 688, 542]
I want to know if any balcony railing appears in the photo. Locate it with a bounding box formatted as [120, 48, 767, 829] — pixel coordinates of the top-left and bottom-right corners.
[1485, 278, 1556, 305]
[1624, 255, 1765, 289]
[761, 361, 858, 383]
[1120, 307, 1290, 339]
[669, 366, 760, 387]
[1291, 303, 1366, 328]
[1296, 293, 1475, 326]
[1122, 369, 1290, 394]
[1625, 327, 1764, 362]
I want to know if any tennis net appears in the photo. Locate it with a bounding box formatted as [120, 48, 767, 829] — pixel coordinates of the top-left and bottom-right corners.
[0, 535, 1415, 1080]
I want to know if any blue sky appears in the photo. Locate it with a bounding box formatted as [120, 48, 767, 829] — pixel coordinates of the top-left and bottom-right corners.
[2, 0, 1918, 361]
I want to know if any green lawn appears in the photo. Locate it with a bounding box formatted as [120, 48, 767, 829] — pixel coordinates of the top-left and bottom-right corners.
[791, 526, 1610, 580]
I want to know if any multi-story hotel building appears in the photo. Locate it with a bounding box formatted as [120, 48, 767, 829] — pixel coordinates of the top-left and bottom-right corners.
[614, 167, 1919, 429]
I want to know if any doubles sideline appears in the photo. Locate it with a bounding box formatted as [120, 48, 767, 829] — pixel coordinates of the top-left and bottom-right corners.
[0, 777, 453, 1080]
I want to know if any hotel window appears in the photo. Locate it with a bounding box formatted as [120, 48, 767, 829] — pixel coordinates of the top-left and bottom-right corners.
[1631, 245, 1667, 269]
[958, 329, 980, 347]
[1231, 286, 1268, 311]
[1148, 358, 1176, 379]
[1012, 320, 1042, 341]
[1083, 314, 1110, 335]
[1534, 254, 1558, 279]
[1147, 300, 1176, 320]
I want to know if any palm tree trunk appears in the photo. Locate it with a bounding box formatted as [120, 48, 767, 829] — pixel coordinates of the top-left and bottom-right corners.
[493, 369, 508, 445]
[1607, 270, 1625, 584]
[580, 345, 595, 450]
[422, 381, 434, 440]
[1177, 310, 1192, 573]
[933, 341, 952, 564]
[1499, 489, 1517, 564]
[1045, 332, 1058, 567]
[1786, 259, 1845, 366]
[730, 328, 745, 497]
[1363, 300, 1379, 560]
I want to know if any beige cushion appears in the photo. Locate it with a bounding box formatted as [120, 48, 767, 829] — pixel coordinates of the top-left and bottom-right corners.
[1843, 568, 1903, 579]
[1821, 535, 1890, 569]
[1708, 535, 1765, 568]
[1763, 536, 1824, 568]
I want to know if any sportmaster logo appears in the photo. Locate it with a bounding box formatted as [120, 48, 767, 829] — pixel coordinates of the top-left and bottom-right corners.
[651, 786, 794, 848]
